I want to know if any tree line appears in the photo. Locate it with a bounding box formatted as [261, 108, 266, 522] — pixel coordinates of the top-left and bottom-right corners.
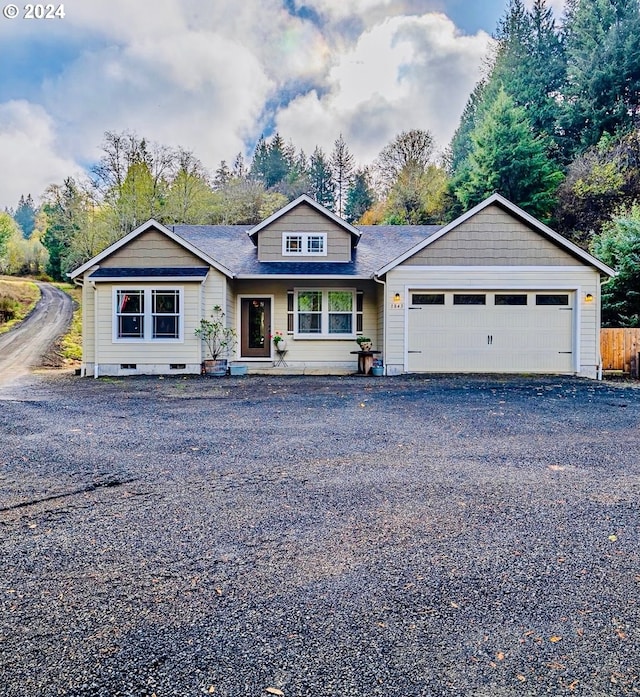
[2, 0, 640, 325]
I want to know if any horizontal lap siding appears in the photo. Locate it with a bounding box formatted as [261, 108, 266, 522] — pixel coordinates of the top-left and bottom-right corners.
[385, 267, 601, 375]
[257, 205, 352, 262]
[94, 282, 203, 365]
[232, 279, 379, 363]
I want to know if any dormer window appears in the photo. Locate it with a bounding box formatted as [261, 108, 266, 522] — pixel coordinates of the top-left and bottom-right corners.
[283, 233, 327, 256]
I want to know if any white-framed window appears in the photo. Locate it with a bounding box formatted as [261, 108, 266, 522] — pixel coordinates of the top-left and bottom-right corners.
[282, 233, 327, 256]
[113, 287, 183, 342]
[294, 288, 356, 338]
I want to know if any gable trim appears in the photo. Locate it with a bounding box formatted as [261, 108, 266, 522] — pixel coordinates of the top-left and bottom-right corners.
[247, 194, 361, 241]
[68, 219, 234, 280]
[375, 193, 615, 277]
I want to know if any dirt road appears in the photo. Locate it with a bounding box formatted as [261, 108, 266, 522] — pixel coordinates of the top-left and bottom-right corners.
[0, 283, 74, 386]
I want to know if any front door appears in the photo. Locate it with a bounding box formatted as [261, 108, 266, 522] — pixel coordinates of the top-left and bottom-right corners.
[241, 298, 271, 358]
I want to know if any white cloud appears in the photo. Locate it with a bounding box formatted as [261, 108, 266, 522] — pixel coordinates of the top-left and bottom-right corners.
[0, 101, 83, 208]
[0, 0, 497, 207]
[274, 13, 491, 165]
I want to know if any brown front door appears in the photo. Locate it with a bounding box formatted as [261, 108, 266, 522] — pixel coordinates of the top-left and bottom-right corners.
[241, 298, 271, 358]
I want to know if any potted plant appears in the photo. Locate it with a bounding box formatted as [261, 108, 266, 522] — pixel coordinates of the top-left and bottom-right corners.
[195, 305, 237, 376]
[271, 330, 287, 352]
[356, 336, 373, 352]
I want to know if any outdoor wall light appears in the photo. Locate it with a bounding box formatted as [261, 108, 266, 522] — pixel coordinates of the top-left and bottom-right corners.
[585, 293, 594, 303]
[393, 293, 401, 303]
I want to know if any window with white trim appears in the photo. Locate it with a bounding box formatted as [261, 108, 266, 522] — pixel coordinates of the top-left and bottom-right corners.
[114, 288, 183, 341]
[282, 233, 327, 256]
[294, 289, 355, 337]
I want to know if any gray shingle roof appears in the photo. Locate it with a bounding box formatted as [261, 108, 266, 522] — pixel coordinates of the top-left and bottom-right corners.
[89, 267, 209, 279]
[172, 224, 441, 277]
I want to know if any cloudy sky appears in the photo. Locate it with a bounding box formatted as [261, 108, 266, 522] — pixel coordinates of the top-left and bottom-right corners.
[0, 0, 565, 210]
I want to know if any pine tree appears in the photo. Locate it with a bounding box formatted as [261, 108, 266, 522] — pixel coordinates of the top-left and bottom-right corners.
[308, 147, 335, 210]
[454, 88, 563, 221]
[562, 0, 640, 156]
[330, 134, 355, 218]
[344, 169, 375, 223]
[13, 194, 37, 238]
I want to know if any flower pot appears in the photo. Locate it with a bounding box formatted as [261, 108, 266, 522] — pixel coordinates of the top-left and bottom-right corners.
[371, 366, 384, 376]
[358, 342, 372, 352]
[229, 365, 247, 376]
[202, 359, 228, 376]
[275, 339, 287, 352]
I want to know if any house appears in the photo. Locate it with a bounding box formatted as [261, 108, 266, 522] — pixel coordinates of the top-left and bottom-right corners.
[69, 193, 615, 379]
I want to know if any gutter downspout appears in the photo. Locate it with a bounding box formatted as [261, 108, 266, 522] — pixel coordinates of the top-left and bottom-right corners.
[373, 274, 386, 375]
[597, 274, 613, 380]
[92, 280, 99, 378]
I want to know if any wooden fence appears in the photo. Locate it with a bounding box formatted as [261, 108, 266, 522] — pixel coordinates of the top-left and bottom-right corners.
[601, 328, 640, 376]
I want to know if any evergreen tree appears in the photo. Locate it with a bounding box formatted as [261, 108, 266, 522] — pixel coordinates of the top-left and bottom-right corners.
[13, 194, 37, 238]
[308, 147, 335, 210]
[591, 203, 640, 326]
[213, 160, 231, 189]
[453, 88, 563, 220]
[344, 169, 375, 223]
[330, 133, 355, 217]
[562, 0, 640, 156]
[264, 133, 290, 189]
[449, 0, 565, 177]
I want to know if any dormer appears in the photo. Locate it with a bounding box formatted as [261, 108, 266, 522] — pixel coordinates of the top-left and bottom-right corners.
[247, 194, 361, 263]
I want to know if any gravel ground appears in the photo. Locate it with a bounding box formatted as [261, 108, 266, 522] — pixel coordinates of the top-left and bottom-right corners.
[1, 372, 639, 696]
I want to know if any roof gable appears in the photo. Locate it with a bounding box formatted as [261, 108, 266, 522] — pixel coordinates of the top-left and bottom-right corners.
[375, 193, 616, 277]
[247, 194, 361, 243]
[69, 219, 234, 279]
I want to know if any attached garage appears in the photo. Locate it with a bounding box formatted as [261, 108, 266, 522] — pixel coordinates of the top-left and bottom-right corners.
[406, 290, 575, 374]
[378, 194, 616, 380]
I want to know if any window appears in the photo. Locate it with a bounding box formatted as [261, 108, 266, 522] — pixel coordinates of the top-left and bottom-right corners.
[412, 293, 445, 305]
[114, 288, 183, 341]
[284, 235, 303, 254]
[453, 294, 486, 305]
[116, 290, 144, 338]
[495, 294, 528, 306]
[152, 290, 180, 338]
[294, 289, 355, 337]
[283, 233, 327, 256]
[536, 294, 569, 306]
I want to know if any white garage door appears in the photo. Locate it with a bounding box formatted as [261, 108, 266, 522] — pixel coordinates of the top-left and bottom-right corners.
[406, 291, 575, 373]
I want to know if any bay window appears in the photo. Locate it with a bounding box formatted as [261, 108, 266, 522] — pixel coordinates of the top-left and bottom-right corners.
[294, 289, 355, 338]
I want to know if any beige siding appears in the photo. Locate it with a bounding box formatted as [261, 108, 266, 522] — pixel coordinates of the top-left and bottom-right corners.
[404, 205, 584, 266]
[384, 265, 602, 378]
[257, 203, 352, 262]
[81, 267, 229, 375]
[231, 279, 379, 366]
[81, 269, 97, 366]
[101, 229, 204, 267]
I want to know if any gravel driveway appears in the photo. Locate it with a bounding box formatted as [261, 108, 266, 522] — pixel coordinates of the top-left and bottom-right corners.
[1, 373, 639, 696]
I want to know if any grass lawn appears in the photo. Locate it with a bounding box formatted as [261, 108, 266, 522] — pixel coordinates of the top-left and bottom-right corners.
[0, 276, 40, 334]
[56, 282, 82, 363]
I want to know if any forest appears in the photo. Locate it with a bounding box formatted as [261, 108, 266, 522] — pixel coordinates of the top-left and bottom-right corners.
[2, 0, 640, 326]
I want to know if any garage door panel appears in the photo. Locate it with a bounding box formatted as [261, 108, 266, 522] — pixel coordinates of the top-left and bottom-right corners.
[407, 290, 574, 373]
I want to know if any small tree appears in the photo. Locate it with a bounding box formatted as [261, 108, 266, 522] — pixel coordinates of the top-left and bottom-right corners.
[195, 305, 237, 359]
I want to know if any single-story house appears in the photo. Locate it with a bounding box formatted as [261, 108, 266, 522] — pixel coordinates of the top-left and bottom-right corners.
[69, 193, 615, 379]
